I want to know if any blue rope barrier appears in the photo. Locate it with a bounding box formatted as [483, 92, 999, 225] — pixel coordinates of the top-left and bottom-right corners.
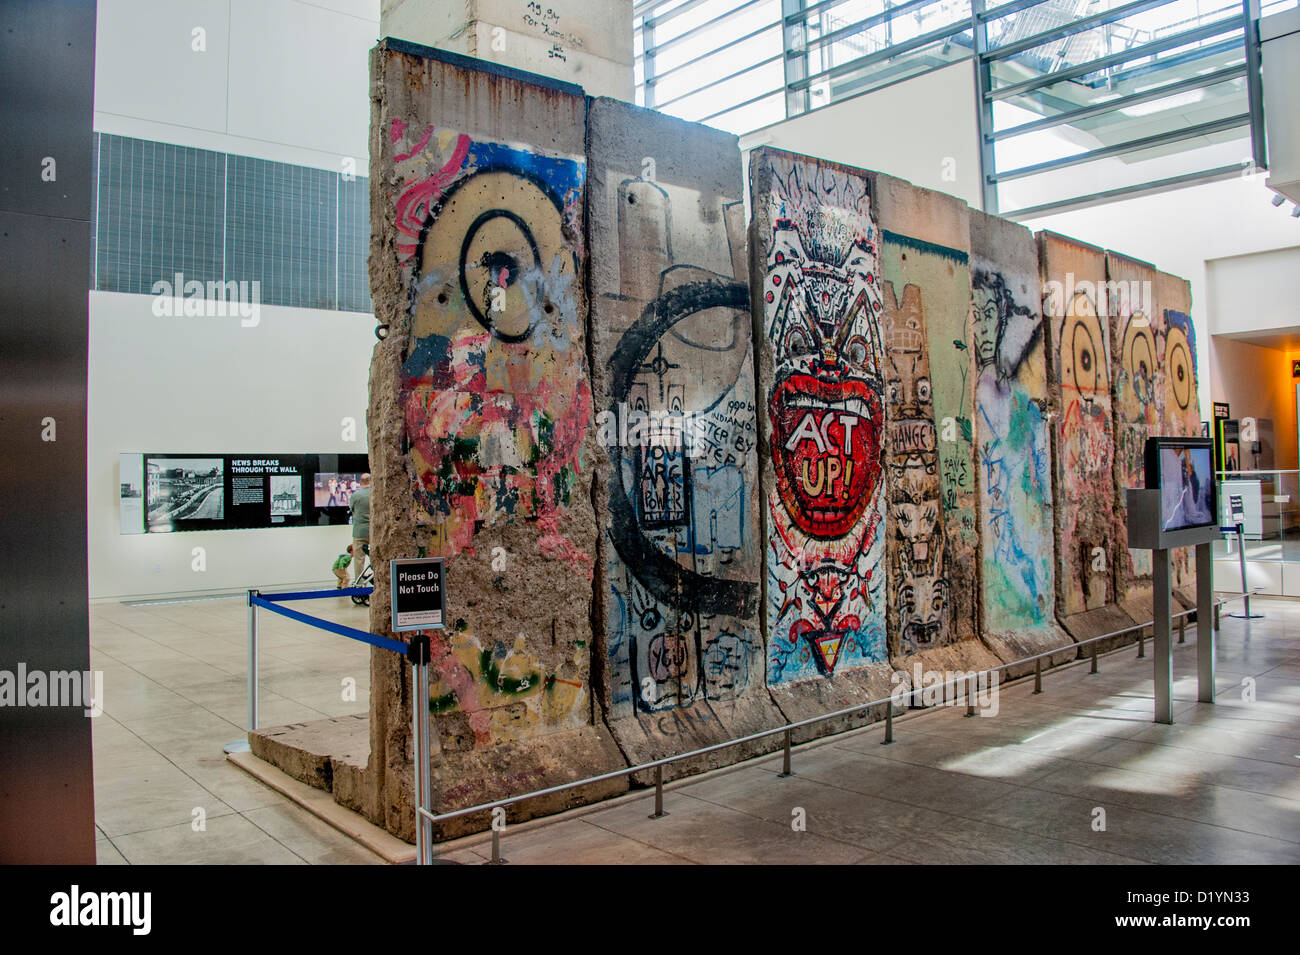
[250, 595, 409, 655]
[259, 586, 374, 601]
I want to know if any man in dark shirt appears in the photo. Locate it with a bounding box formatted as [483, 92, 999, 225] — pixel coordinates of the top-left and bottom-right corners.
[349, 473, 371, 584]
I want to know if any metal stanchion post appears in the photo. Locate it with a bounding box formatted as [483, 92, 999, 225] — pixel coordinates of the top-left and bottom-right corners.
[966, 673, 976, 717]
[407, 632, 432, 866]
[1178, 617, 1186, 644]
[1033, 657, 1042, 694]
[1137, 629, 1145, 658]
[224, 590, 260, 754]
[650, 764, 667, 819]
[248, 589, 260, 732]
[489, 818, 506, 865]
[779, 729, 793, 777]
[1214, 600, 1221, 631]
[883, 700, 894, 744]
[1230, 519, 1263, 619]
[1090, 641, 1098, 674]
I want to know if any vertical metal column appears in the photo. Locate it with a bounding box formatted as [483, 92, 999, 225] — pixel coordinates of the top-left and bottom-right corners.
[782, 0, 810, 118]
[642, 13, 657, 110]
[1243, 0, 1267, 173]
[971, 0, 998, 213]
[1196, 541, 1216, 704]
[247, 589, 260, 732]
[1153, 548, 1173, 724]
[1230, 518, 1263, 618]
[407, 632, 433, 865]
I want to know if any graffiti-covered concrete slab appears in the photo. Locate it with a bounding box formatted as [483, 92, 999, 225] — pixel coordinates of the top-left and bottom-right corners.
[587, 97, 782, 775]
[362, 40, 626, 839]
[1038, 232, 1137, 646]
[749, 148, 899, 737]
[970, 211, 1073, 670]
[1108, 251, 1161, 625]
[1156, 270, 1201, 606]
[873, 175, 1000, 680]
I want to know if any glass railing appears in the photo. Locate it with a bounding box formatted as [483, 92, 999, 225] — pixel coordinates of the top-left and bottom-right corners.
[1213, 469, 1300, 564]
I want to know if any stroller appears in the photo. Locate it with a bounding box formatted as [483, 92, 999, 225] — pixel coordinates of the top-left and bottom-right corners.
[351, 543, 374, 607]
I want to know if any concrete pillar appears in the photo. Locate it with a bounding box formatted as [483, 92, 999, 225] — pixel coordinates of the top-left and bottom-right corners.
[381, 0, 634, 100]
[364, 41, 625, 840]
[587, 96, 783, 774]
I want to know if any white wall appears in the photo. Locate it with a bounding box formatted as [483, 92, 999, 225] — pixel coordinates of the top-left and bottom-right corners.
[94, 0, 379, 171]
[1206, 245, 1300, 338]
[90, 0, 380, 599]
[1021, 173, 1300, 419]
[89, 292, 375, 599]
[738, 61, 983, 211]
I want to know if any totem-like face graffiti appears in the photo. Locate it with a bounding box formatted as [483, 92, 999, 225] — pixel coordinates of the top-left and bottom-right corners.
[762, 158, 888, 681]
[396, 126, 590, 559]
[883, 281, 946, 651]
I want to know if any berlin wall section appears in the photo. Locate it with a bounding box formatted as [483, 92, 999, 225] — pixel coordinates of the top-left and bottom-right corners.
[969, 210, 1073, 670]
[749, 148, 902, 738]
[1108, 251, 1162, 625]
[245, 42, 1212, 844]
[363, 40, 626, 840]
[871, 174, 1002, 679]
[586, 97, 784, 775]
[1156, 270, 1201, 606]
[1038, 232, 1138, 646]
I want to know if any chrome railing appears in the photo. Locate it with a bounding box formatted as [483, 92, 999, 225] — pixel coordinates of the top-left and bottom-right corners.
[416, 588, 1256, 863]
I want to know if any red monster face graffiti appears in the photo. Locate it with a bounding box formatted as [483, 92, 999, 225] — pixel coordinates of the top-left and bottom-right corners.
[766, 219, 886, 547]
[770, 372, 881, 538]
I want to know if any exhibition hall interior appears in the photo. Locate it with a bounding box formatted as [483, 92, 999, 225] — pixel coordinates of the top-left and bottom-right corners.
[3, 0, 1300, 884]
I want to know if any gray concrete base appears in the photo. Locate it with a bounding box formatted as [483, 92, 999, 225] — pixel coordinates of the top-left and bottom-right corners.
[1058, 604, 1141, 655]
[767, 665, 900, 744]
[605, 693, 785, 786]
[981, 625, 1076, 679]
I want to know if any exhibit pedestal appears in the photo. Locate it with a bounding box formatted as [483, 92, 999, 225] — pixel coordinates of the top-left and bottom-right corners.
[1126, 489, 1219, 724]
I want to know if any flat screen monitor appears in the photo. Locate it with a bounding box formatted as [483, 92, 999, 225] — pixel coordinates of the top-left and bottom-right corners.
[1144, 436, 1216, 532]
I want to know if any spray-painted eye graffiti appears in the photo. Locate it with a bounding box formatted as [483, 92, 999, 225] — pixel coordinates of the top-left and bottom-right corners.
[1166, 324, 1192, 411]
[760, 156, 888, 682]
[1045, 251, 1117, 616]
[1121, 316, 1157, 407]
[1066, 298, 1106, 404]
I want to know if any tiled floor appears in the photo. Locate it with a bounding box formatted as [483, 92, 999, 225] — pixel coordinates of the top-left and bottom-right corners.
[90, 592, 379, 864]
[91, 593, 1300, 865]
